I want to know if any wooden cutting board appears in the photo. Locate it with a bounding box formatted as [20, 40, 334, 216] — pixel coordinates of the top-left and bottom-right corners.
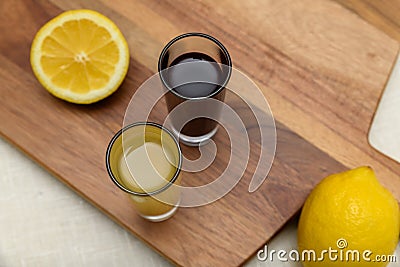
[0, 0, 399, 266]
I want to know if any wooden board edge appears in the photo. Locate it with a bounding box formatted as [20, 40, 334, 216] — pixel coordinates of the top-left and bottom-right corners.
[0, 134, 180, 266]
[367, 46, 400, 157]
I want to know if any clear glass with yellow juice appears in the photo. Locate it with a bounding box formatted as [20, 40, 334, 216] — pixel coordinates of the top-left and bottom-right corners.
[106, 122, 182, 222]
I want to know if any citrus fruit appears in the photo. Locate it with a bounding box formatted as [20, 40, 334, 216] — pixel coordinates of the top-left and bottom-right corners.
[298, 166, 399, 267]
[30, 9, 129, 104]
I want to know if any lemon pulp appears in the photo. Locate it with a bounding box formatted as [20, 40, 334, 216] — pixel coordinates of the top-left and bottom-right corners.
[30, 9, 129, 104]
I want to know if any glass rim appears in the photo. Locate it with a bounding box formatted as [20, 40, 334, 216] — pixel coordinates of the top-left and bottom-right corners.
[158, 32, 232, 100]
[105, 122, 182, 197]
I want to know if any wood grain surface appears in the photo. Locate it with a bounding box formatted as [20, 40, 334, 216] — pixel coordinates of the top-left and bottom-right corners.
[0, 0, 399, 266]
[335, 0, 400, 42]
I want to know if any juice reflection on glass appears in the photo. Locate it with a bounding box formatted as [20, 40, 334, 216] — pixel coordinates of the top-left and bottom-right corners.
[106, 122, 182, 222]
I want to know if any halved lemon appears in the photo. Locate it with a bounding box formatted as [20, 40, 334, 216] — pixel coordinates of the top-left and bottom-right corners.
[30, 9, 129, 104]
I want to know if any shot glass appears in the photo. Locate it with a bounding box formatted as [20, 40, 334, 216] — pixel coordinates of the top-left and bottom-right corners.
[106, 122, 182, 222]
[158, 32, 232, 146]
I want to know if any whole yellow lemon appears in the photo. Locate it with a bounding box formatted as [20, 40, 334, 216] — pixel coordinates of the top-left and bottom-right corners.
[298, 166, 399, 267]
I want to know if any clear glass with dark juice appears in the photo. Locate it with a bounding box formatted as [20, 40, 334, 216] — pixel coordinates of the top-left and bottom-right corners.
[158, 33, 232, 146]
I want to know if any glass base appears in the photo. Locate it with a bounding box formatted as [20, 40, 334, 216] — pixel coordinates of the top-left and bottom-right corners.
[140, 202, 179, 222]
[171, 126, 218, 146]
